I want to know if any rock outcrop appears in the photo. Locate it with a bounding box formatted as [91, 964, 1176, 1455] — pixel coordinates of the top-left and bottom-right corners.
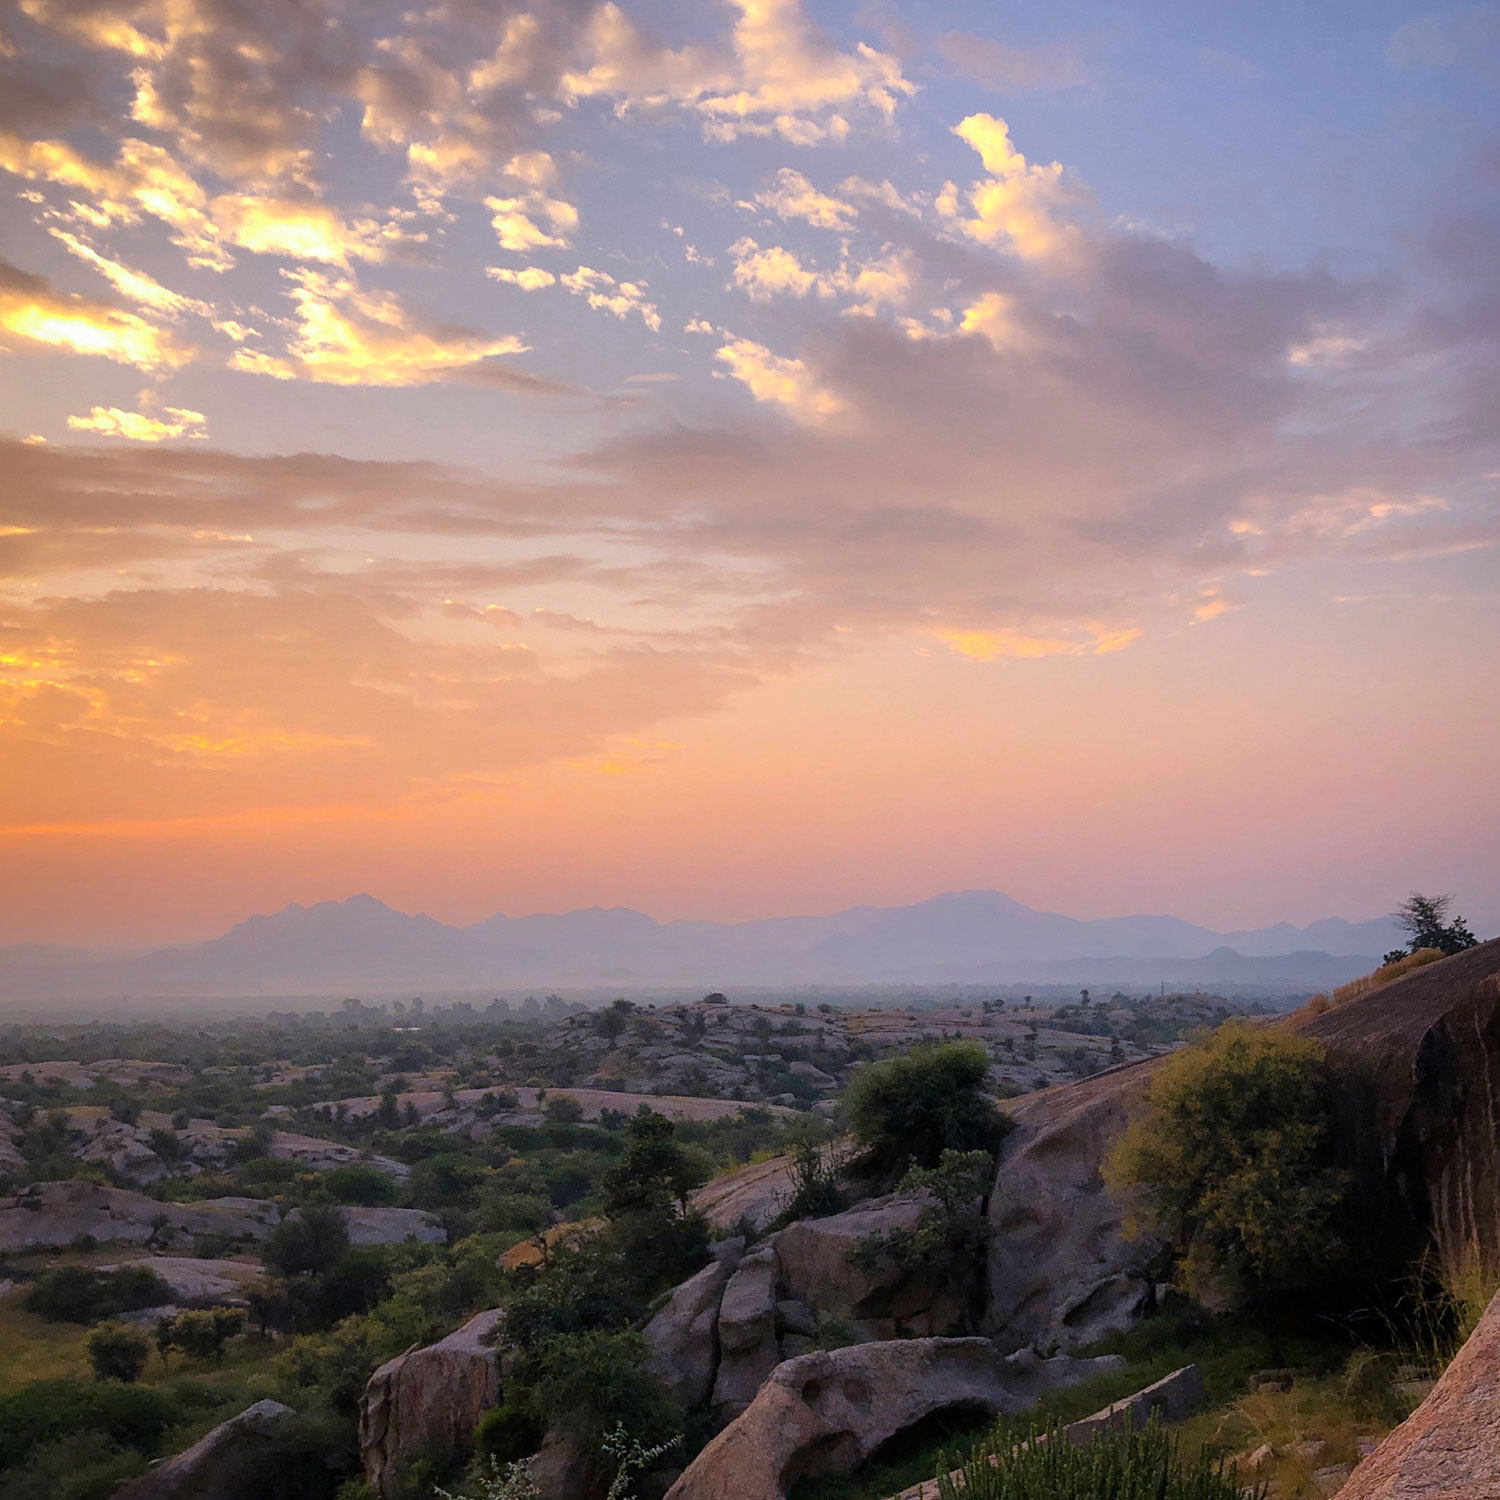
[712, 1245, 781, 1412]
[667, 1337, 1123, 1500]
[359, 1308, 503, 1498]
[1338, 1287, 1500, 1500]
[109, 1399, 295, 1500]
[774, 1194, 963, 1339]
[645, 1254, 738, 1408]
[983, 940, 1500, 1351]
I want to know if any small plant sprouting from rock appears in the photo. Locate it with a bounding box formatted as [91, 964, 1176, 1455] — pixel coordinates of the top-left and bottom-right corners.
[851, 1147, 995, 1333]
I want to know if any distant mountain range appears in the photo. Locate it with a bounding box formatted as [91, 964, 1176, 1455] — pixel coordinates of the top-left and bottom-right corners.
[0, 890, 1405, 1003]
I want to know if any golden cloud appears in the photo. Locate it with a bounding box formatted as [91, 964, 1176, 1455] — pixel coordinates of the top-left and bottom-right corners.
[67, 405, 206, 442]
[942, 114, 1079, 260]
[0, 258, 193, 370]
[714, 336, 844, 421]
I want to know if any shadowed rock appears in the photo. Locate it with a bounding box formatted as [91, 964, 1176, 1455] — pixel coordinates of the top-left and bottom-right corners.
[109, 1400, 294, 1500]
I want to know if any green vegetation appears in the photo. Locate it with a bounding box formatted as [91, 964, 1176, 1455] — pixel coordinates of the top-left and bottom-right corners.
[936, 1418, 1257, 1500]
[1104, 1023, 1348, 1305]
[844, 1041, 1011, 1183]
[25, 1266, 173, 1325]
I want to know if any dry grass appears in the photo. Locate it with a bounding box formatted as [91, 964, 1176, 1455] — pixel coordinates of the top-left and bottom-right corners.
[0, 1292, 92, 1391]
[1330, 949, 1445, 1008]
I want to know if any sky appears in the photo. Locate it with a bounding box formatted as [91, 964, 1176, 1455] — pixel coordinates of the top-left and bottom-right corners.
[0, 0, 1497, 947]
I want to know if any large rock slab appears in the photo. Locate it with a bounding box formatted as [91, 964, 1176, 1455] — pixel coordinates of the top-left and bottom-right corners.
[98, 1255, 266, 1304]
[712, 1245, 780, 1412]
[645, 1254, 737, 1408]
[110, 1399, 294, 1500]
[667, 1337, 1123, 1500]
[360, 1308, 504, 1498]
[985, 1062, 1159, 1351]
[1338, 1287, 1500, 1500]
[691, 1155, 797, 1236]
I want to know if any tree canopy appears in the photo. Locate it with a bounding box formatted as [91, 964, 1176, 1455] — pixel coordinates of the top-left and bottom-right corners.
[1385, 892, 1479, 964]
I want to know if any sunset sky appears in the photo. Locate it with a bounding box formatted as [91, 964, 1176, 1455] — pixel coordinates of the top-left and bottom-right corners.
[1, 0, 1497, 947]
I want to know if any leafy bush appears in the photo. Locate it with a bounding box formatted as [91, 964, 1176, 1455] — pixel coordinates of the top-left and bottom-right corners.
[543, 1095, 584, 1125]
[511, 1329, 679, 1452]
[938, 1416, 1256, 1500]
[0, 1379, 176, 1472]
[1105, 1022, 1349, 1305]
[324, 1163, 399, 1206]
[475, 1405, 545, 1467]
[25, 1265, 173, 1325]
[86, 1322, 150, 1383]
[844, 1042, 1012, 1183]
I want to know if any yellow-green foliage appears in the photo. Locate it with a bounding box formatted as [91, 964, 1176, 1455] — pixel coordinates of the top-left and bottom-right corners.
[1330, 948, 1444, 1008]
[1105, 1023, 1347, 1302]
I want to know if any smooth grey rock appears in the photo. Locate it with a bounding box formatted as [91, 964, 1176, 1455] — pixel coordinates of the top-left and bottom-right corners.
[109, 1400, 294, 1500]
[645, 1259, 733, 1408]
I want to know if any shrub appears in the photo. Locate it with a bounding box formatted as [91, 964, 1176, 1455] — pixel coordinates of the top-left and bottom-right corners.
[511, 1329, 679, 1453]
[0, 1378, 176, 1472]
[324, 1163, 399, 1206]
[543, 1095, 585, 1126]
[86, 1322, 151, 1384]
[1104, 1022, 1348, 1305]
[845, 1041, 1012, 1182]
[475, 1405, 545, 1467]
[156, 1306, 246, 1364]
[25, 1266, 172, 1325]
[1330, 948, 1444, 1008]
[851, 1148, 993, 1333]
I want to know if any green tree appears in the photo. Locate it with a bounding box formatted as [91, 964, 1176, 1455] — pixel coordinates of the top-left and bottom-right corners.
[593, 998, 635, 1049]
[602, 1109, 706, 1217]
[844, 1041, 1012, 1183]
[262, 1204, 350, 1279]
[1384, 892, 1480, 964]
[86, 1322, 150, 1383]
[1104, 1022, 1349, 1305]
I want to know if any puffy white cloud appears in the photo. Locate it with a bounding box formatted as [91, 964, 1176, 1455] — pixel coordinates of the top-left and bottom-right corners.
[941, 113, 1081, 259]
[0, 256, 193, 370]
[729, 237, 912, 312]
[487, 265, 559, 291]
[560, 266, 661, 330]
[755, 167, 856, 229]
[47, 228, 206, 315]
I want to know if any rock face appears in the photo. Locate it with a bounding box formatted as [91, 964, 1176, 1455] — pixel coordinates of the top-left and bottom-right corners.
[712, 1246, 781, 1412]
[985, 1062, 1159, 1351]
[1338, 1288, 1500, 1500]
[1298, 937, 1500, 1264]
[359, 1308, 503, 1498]
[666, 1337, 1123, 1500]
[645, 1254, 738, 1408]
[110, 1399, 294, 1500]
[691, 1155, 797, 1236]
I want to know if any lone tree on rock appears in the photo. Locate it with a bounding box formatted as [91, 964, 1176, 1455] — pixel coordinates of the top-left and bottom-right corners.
[1384, 892, 1480, 965]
